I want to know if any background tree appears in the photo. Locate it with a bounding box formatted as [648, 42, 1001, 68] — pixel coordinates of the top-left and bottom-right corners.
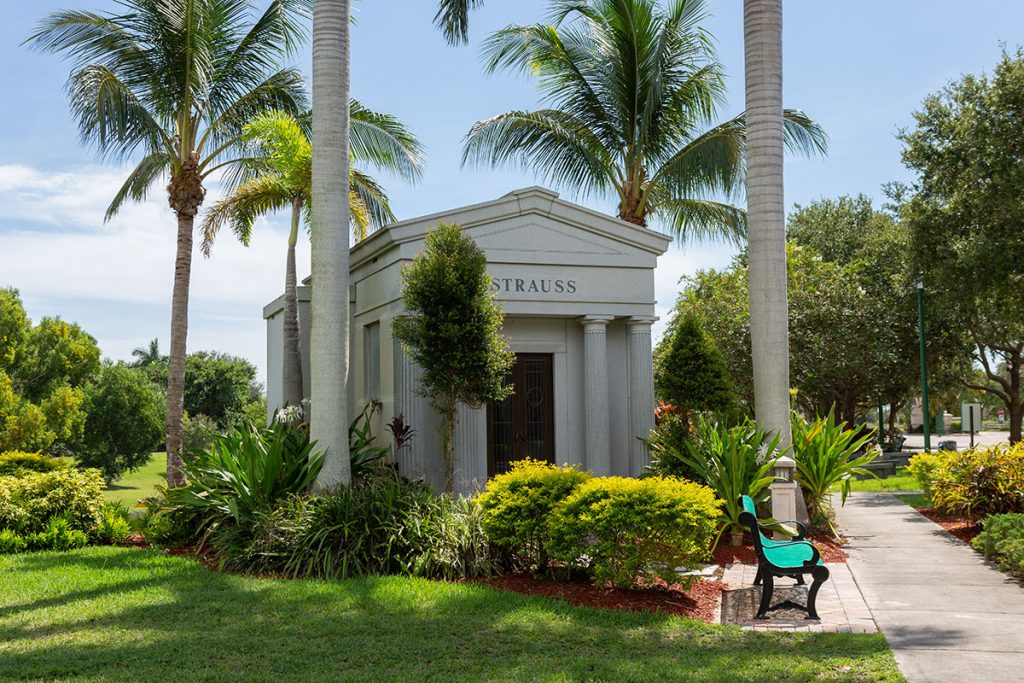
[202, 105, 422, 409]
[392, 223, 514, 493]
[183, 352, 262, 427]
[76, 362, 165, 481]
[131, 338, 166, 368]
[900, 48, 1024, 443]
[463, 0, 825, 240]
[30, 0, 310, 486]
[654, 311, 736, 424]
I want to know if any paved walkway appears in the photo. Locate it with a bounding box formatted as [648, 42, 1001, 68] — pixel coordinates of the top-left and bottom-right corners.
[837, 492, 1024, 682]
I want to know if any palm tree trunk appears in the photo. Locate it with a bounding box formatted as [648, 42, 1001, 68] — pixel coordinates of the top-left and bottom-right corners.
[282, 198, 305, 411]
[744, 0, 791, 448]
[165, 211, 194, 488]
[310, 0, 353, 488]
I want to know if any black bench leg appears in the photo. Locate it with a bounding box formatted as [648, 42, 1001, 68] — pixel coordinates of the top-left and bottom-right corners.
[805, 566, 830, 621]
[755, 572, 773, 620]
[753, 566, 762, 586]
[794, 574, 804, 586]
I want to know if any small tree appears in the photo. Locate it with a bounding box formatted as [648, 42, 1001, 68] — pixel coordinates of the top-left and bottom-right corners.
[655, 312, 736, 425]
[393, 223, 514, 492]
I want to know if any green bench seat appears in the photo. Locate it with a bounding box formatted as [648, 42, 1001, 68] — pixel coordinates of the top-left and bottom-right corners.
[738, 495, 830, 620]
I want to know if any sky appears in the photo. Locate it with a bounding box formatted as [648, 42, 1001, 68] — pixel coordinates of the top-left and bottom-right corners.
[2, 0, 1023, 388]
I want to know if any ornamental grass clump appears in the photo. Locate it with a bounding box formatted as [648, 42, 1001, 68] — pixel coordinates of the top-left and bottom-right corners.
[909, 444, 1024, 520]
[548, 476, 721, 588]
[475, 459, 591, 571]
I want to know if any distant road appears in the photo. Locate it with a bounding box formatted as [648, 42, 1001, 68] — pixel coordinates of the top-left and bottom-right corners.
[902, 430, 1010, 451]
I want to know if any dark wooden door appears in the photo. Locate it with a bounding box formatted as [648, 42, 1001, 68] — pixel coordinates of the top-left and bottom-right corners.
[488, 353, 555, 477]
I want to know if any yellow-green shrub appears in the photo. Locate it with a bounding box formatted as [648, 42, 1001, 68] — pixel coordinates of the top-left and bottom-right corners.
[909, 444, 1024, 520]
[475, 459, 590, 568]
[0, 451, 71, 477]
[548, 476, 722, 588]
[0, 467, 104, 534]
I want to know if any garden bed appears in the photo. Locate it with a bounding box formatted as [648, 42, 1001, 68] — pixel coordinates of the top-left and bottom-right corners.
[476, 573, 726, 621]
[903, 504, 981, 545]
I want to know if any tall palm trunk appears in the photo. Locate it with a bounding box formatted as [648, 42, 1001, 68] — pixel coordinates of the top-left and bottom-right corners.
[744, 0, 791, 448]
[282, 197, 305, 410]
[165, 154, 205, 487]
[310, 0, 353, 488]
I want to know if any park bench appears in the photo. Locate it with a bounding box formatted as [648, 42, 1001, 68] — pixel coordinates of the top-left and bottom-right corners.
[738, 495, 830, 620]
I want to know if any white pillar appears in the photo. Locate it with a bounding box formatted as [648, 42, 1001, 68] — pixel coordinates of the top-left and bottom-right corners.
[393, 337, 426, 482]
[627, 316, 657, 477]
[453, 403, 487, 496]
[769, 458, 799, 539]
[580, 315, 613, 476]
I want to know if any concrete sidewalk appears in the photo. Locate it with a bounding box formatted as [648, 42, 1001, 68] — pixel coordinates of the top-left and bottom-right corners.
[837, 492, 1024, 683]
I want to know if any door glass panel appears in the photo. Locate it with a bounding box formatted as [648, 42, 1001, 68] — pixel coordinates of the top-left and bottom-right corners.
[490, 375, 514, 475]
[523, 359, 546, 460]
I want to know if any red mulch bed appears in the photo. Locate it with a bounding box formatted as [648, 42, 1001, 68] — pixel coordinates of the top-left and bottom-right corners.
[911, 507, 982, 545]
[476, 574, 727, 621]
[711, 534, 848, 565]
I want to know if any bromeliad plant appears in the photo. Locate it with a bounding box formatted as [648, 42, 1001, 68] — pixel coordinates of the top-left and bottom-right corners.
[678, 418, 782, 546]
[791, 408, 878, 534]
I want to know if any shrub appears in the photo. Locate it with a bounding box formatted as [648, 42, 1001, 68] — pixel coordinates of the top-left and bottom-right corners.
[0, 451, 71, 476]
[548, 476, 721, 588]
[76, 362, 165, 481]
[476, 459, 591, 570]
[181, 412, 219, 464]
[164, 420, 323, 540]
[645, 411, 696, 480]
[909, 444, 1024, 520]
[413, 496, 503, 581]
[349, 401, 391, 479]
[972, 513, 1024, 576]
[24, 513, 89, 551]
[674, 418, 780, 544]
[0, 467, 104, 534]
[791, 408, 878, 533]
[94, 501, 132, 545]
[0, 528, 26, 553]
[654, 311, 736, 417]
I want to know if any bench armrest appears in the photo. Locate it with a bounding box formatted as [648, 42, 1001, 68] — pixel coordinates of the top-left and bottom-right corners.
[761, 539, 821, 567]
[764, 519, 810, 540]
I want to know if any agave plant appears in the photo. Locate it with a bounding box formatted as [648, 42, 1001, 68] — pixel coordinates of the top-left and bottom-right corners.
[791, 408, 878, 534]
[678, 418, 782, 545]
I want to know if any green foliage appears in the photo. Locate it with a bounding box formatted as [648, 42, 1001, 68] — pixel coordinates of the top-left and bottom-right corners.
[0, 468, 104, 535]
[93, 501, 132, 545]
[0, 371, 85, 454]
[0, 288, 29, 371]
[184, 351, 262, 427]
[654, 312, 735, 417]
[349, 401, 391, 479]
[393, 223, 514, 491]
[23, 513, 89, 552]
[674, 419, 781, 541]
[476, 459, 591, 570]
[791, 409, 878, 533]
[412, 495, 502, 581]
[164, 420, 323, 538]
[0, 451, 70, 476]
[13, 317, 100, 403]
[0, 528, 26, 553]
[972, 513, 1024, 577]
[548, 476, 721, 588]
[908, 444, 1024, 520]
[76, 362, 165, 481]
[181, 412, 219, 463]
[645, 412, 698, 480]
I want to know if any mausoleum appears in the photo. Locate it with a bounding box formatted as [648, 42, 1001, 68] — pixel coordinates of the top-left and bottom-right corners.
[263, 186, 671, 493]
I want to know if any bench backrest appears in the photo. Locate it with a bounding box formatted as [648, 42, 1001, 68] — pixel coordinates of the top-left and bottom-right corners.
[739, 494, 773, 551]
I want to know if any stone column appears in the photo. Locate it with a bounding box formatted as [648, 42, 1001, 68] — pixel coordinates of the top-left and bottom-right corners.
[580, 315, 613, 476]
[769, 458, 799, 540]
[453, 403, 487, 496]
[393, 336, 426, 482]
[627, 316, 657, 477]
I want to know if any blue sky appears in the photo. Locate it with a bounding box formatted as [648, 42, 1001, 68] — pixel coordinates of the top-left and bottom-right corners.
[2, 0, 1023, 385]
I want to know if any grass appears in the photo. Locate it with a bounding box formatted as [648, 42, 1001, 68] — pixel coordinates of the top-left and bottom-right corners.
[845, 468, 919, 493]
[894, 493, 931, 508]
[0, 547, 903, 682]
[101, 453, 166, 507]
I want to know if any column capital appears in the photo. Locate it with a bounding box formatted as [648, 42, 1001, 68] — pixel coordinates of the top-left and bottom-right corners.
[579, 314, 614, 329]
[626, 315, 658, 328]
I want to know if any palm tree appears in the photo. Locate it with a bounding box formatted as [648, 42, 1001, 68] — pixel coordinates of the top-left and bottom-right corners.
[743, 0, 791, 446]
[462, 0, 826, 241]
[131, 338, 165, 368]
[29, 0, 309, 487]
[201, 105, 423, 410]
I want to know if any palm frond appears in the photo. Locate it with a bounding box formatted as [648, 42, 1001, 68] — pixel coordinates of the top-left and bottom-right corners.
[106, 151, 173, 220]
[653, 196, 746, 245]
[349, 100, 424, 182]
[349, 167, 396, 237]
[200, 174, 292, 255]
[434, 0, 483, 45]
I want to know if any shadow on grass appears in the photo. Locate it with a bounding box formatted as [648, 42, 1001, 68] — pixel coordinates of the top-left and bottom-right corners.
[0, 548, 902, 683]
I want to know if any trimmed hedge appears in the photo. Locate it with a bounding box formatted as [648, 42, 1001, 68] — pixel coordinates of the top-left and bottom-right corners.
[972, 513, 1024, 577]
[908, 444, 1024, 520]
[549, 476, 721, 588]
[0, 468, 104, 553]
[0, 451, 71, 477]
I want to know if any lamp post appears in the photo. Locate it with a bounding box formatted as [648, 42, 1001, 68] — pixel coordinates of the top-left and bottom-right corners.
[916, 280, 931, 452]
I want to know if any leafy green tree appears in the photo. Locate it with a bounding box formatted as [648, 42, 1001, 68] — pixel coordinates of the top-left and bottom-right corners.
[30, 0, 309, 486]
[131, 338, 166, 369]
[0, 288, 29, 372]
[202, 106, 422, 409]
[393, 223, 514, 492]
[13, 317, 100, 403]
[77, 362, 165, 482]
[463, 0, 826, 239]
[184, 352, 261, 428]
[899, 49, 1024, 443]
[654, 311, 735, 420]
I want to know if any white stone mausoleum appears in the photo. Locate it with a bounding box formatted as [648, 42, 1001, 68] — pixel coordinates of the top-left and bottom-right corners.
[263, 187, 671, 493]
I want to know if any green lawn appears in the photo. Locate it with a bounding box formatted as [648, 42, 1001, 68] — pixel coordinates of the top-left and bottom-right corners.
[845, 468, 919, 493]
[0, 547, 902, 682]
[894, 492, 931, 508]
[102, 453, 166, 507]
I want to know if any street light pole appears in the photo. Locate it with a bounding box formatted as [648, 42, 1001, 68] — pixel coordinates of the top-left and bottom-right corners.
[917, 281, 931, 453]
